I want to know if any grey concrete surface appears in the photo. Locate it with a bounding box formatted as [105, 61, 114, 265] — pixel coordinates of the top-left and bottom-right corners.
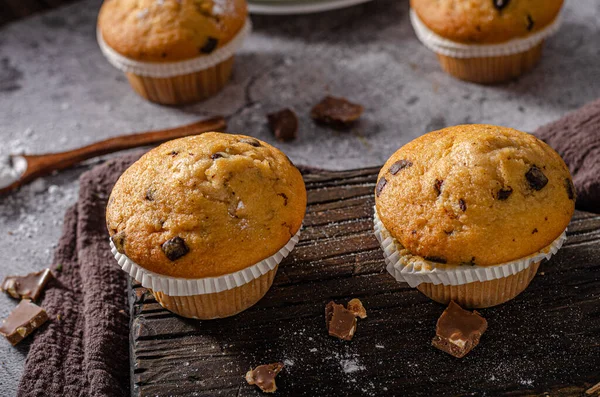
[0, 0, 599, 394]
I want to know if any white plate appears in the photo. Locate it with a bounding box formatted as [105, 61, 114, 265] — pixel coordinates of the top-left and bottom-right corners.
[249, 0, 373, 15]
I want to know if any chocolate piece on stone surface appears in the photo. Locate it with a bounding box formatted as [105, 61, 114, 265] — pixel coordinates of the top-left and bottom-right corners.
[431, 301, 488, 358]
[0, 300, 49, 346]
[245, 362, 284, 393]
[268, 108, 298, 142]
[1, 269, 53, 301]
[311, 96, 364, 129]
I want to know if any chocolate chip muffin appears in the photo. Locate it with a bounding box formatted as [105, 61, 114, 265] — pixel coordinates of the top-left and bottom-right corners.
[97, 0, 250, 104]
[410, 0, 564, 83]
[374, 124, 574, 308]
[107, 133, 306, 319]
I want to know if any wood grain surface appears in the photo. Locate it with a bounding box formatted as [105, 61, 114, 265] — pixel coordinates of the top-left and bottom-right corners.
[129, 167, 600, 397]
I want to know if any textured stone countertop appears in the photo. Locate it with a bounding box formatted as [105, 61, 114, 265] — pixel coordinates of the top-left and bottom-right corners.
[0, 0, 599, 394]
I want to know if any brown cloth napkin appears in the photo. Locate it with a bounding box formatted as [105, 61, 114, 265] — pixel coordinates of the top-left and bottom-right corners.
[535, 98, 600, 213]
[17, 153, 142, 397]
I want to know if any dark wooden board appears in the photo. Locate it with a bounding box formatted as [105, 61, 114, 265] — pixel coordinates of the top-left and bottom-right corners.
[129, 167, 600, 397]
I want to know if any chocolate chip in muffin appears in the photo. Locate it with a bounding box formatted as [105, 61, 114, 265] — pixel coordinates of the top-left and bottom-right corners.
[145, 188, 156, 201]
[526, 14, 535, 31]
[389, 160, 413, 175]
[434, 179, 443, 196]
[425, 256, 447, 264]
[199, 37, 218, 54]
[112, 231, 126, 254]
[565, 178, 576, 200]
[239, 138, 262, 147]
[376, 177, 387, 197]
[460, 257, 477, 266]
[311, 96, 364, 130]
[278, 193, 288, 206]
[532, 228, 538, 234]
[169, 151, 179, 157]
[497, 186, 513, 200]
[526, 166, 548, 191]
[211, 152, 224, 160]
[161, 237, 189, 261]
[267, 108, 298, 142]
[492, 0, 510, 11]
[459, 199, 467, 212]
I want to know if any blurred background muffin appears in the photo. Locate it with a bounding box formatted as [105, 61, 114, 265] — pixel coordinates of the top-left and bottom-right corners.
[97, 0, 250, 105]
[410, 0, 564, 83]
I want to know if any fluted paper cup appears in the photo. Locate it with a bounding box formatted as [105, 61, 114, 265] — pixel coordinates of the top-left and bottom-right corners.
[97, 19, 252, 104]
[110, 227, 300, 319]
[374, 210, 566, 308]
[410, 9, 562, 83]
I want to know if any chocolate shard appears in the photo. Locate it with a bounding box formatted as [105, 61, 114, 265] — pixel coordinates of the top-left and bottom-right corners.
[268, 108, 298, 142]
[565, 178, 576, 200]
[111, 231, 126, 254]
[347, 298, 367, 319]
[424, 256, 447, 264]
[310, 96, 364, 130]
[497, 186, 513, 200]
[431, 301, 488, 358]
[325, 301, 357, 341]
[239, 138, 262, 147]
[376, 177, 387, 197]
[526, 165, 548, 191]
[161, 237, 189, 261]
[245, 362, 284, 393]
[389, 160, 413, 175]
[0, 300, 49, 346]
[493, 0, 510, 11]
[199, 37, 218, 54]
[526, 14, 535, 31]
[434, 179, 443, 196]
[1, 269, 53, 301]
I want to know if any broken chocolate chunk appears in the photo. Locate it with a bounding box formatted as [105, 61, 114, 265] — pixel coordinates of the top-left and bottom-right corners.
[0, 300, 49, 346]
[199, 37, 218, 54]
[459, 199, 467, 212]
[434, 179, 443, 196]
[145, 188, 156, 201]
[240, 138, 262, 147]
[325, 301, 357, 341]
[111, 231, 126, 254]
[245, 362, 284, 393]
[376, 177, 387, 197]
[310, 96, 364, 129]
[425, 256, 447, 264]
[161, 237, 189, 261]
[267, 108, 298, 142]
[526, 165, 548, 191]
[389, 160, 413, 175]
[493, 0, 510, 11]
[432, 301, 488, 358]
[497, 186, 513, 200]
[526, 14, 535, 31]
[565, 178, 576, 200]
[347, 298, 367, 319]
[1, 269, 53, 301]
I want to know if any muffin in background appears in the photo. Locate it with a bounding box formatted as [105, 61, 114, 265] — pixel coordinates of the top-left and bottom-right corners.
[374, 124, 575, 308]
[410, 0, 564, 83]
[107, 133, 306, 319]
[97, 0, 250, 105]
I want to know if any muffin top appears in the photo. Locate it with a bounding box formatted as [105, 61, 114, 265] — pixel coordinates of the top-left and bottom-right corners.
[375, 124, 574, 267]
[410, 0, 564, 44]
[106, 133, 306, 279]
[98, 0, 247, 62]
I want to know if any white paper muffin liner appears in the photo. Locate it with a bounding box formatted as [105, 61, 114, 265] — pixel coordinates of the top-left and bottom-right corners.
[373, 209, 566, 288]
[109, 228, 300, 296]
[409, 9, 562, 58]
[97, 18, 252, 78]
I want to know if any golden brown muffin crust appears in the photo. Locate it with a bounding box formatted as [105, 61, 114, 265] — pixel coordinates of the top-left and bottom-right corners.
[411, 0, 564, 44]
[106, 133, 306, 279]
[375, 125, 574, 267]
[98, 0, 247, 62]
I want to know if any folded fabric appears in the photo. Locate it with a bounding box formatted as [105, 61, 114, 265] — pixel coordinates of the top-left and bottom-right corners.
[17, 153, 142, 397]
[535, 98, 600, 213]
